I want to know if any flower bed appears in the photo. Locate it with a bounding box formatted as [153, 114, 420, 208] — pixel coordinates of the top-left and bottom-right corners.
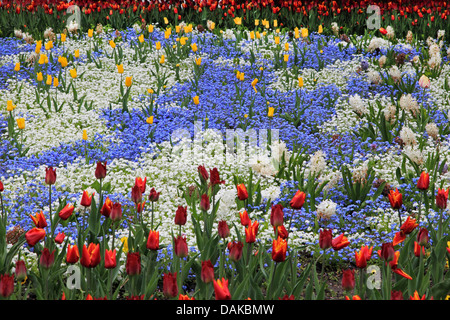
[1, 7, 450, 301]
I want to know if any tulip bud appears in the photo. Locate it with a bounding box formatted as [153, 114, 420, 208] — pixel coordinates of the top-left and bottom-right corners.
[54, 232, 65, 244]
[201, 260, 215, 283]
[174, 235, 188, 258]
[163, 272, 178, 298]
[436, 188, 449, 209]
[39, 248, 55, 269]
[236, 183, 248, 201]
[417, 228, 429, 246]
[218, 220, 230, 239]
[319, 229, 333, 250]
[146, 230, 159, 250]
[104, 249, 117, 269]
[95, 161, 107, 180]
[45, 166, 56, 185]
[270, 204, 284, 227]
[0, 274, 14, 298]
[200, 194, 210, 211]
[110, 202, 122, 222]
[148, 187, 160, 202]
[290, 190, 306, 209]
[66, 244, 80, 264]
[227, 241, 243, 262]
[379, 242, 395, 262]
[125, 252, 141, 275]
[15, 260, 27, 282]
[341, 269, 355, 291]
[416, 172, 429, 190]
[174, 206, 187, 226]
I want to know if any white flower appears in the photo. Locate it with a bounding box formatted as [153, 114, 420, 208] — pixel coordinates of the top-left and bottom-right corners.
[428, 54, 441, 69]
[331, 22, 339, 36]
[349, 94, 366, 116]
[67, 20, 79, 34]
[316, 199, 337, 220]
[367, 70, 381, 84]
[378, 55, 387, 68]
[308, 150, 327, 176]
[132, 23, 141, 33]
[425, 122, 439, 140]
[400, 126, 417, 146]
[384, 104, 396, 124]
[14, 29, 23, 38]
[437, 30, 445, 39]
[403, 146, 424, 166]
[399, 94, 419, 116]
[406, 30, 413, 43]
[385, 26, 395, 39]
[389, 66, 401, 82]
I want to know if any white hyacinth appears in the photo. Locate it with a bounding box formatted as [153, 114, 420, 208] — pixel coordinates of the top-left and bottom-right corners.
[316, 199, 337, 220]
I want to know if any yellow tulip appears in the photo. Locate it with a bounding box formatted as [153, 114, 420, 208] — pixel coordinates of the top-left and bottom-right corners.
[180, 37, 186, 46]
[250, 31, 255, 40]
[121, 237, 128, 253]
[138, 34, 144, 43]
[117, 64, 124, 74]
[254, 19, 259, 26]
[82, 129, 88, 140]
[164, 17, 169, 24]
[298, 77, 304, 88]
[301, 28, 309, 38]
[38, 54, 46, 65]
[16, 118, 25, 130]
[147, 88, 154, 94]
[59, 56, 68, 68]
[273, 20, 278, 27]
[294, 27, 299, 39]
[191, 43, 198, 52]
[318, 25, 323, 34]
[53, 77, 59, 87]
[176, 25, 181, 33]
[146, 116, 154, 124]
[148, 25, 154, 33]
[284, 54, 289, 62]
[256, 31, 261, 39]
[88, 29, 94, 38]
[125, 76, 132, 87]
[60, 33, 66, 42]
[234, 17, 242, 25]
[284, 43, 289, 51]
[36, 72, 43, 82]
[109, 40, 116, 49]
[46, 75, 52, 86]
[195, 57, 202, 66]
[35, 41, 42, 54]
[268, 107, 274, 117]
[209, 22, 215, 30]
[261, 19, 268, 27]
[155, 41, 161, 50]
[69, 68, 77, 79]
[45, 41, 53, 51]
[164, 30, 171, 39]
[251, 78, 258, 93]
[274, 36, 280, 45]
[14, 62, 20, 72]
[74, 49, 80, 58]
[160, 55, 165, 64]
[193, 96, 199, 105]
[6, 100, 16, 112]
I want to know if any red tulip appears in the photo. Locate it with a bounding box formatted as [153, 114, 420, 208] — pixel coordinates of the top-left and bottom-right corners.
[179, 294, 195, 300]
[341, 269, 355, 291]
[80, 243, 101, 268]
[379, 27, 387, 35]
[126, 252, 141, 275]
[39, 248, 55, 269]
[354, 245, 372, 268]
[209, 168, 225, 186]
[245, 220, 259, 243]
[389, 251, 412, 280]
[95, 161, 107, 180]
[213, 278, 231, 300]
[331, 233, 350, 251]
[319, 229, 333, 249]
[135, 177, 147, 194]
[239, 210, 251, 227]
[54, 232, 65, 244]
[276, 224, 289, 239]
[174, 206, 187, 226]
[29, 211, 47, 228]
[25, 228, 46, 247]
[391, 290, 404, 300]
[416, 172, 429, 190]
[272, 237, 287, 262]
[147, 230, 160, 250]
[104, 249, 117, 269]
[409, 291, 427, 300]
[66, 244, 80, 264]
[15, 260, 27, 281]
[198, 165, 209, 183]
[436, 188, 449, 209]
[0, 180, 3, 192]
[174, 235, 188, 258]
[110, 202, 122, 222]
[417, 228, 429, 246]
[218, 220, 230, 238]
[228, 241, 243, 262]
[131, 185, 142, 204]
[290, 190, 306, 209]
[201, 260, 215, 283]
[270, 204, 284, 227]
[80, 190, 94, 207]
[45, 166, 56, 185]
[236, 183, 248, 201]
[136, 201, 146, 214]
[148, 187, 160, 202]
[0, 274, 14, 298]
[163, 272, 179, 298]
[100, 197, 113, 218]
[200, 194, 210, 211]
[393, 216, 419, 246]
[414, 242, 426, 258]
[388, 189, 402, 209]
[58, 204, 74, 220]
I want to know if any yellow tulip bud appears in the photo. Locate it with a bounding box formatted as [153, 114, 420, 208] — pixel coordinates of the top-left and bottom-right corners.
[148, 25, 154, 33]
[160, 55, 165, 64]
[318, 25, 323, 34]
[146, 116, 154, 124]
[195, 57, 201, 66]
[176, 25, 181, 33]
[234, 17, 242, 25]
[46, 74, 52, 86]
[16, 118, 25, 130]
[191, 43, 198, 52]
[60, 33, 66, 42]
[298, 77, 304, 88]
[164, 17, 169, 24]
[284, 54, 289, 62]
[193, 96, 199, 105]
[268, 107, 274, 117]
[69, 68, 77, 79]
[35, 41, 42, 54]
[147, 88, 154, 94]
[250, 31, 255, 40]
[14, 62, 20, 72]
[117, 64, 124, 74]
[82, 129, 88, 140]
[45, 41, 53, 51]
[74, 49, 80, 58]
[53, 77, 59, 87]
[155, 41, 161, 50]
[254, 19, 259, 26]
[273, 20, 278, 27]
[125, 76, 132, 87]
[109, 40, 116, 49]
[138, 34, 144, 43]
[294, 27, 299, 39]
[6, 100, 16, 112]
[36, 72, 43, 82]
[180, 37, 186, 46]
[274, 36, 280, 45]
[284, 43, 289, 51]
[88, 29, 94, 38]
[301, 28, 309, 38]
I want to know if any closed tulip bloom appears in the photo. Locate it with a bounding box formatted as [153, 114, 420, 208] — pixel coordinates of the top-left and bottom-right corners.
[236, 183, 248, 201]
[117, 64, 124, 74]
[268, 106, 274, 117]
[417, 228, 429, 246]
[160, 55, 165, 64]
[436, 188, 449, 209]
[272, 237, 287, 263]
[414, 241, 426, 257]
[155, 41, 161, 50]
[14, 62, 20, 71]
[80, 190, 94, 207]
[209, 167, 225, 186]
[218, 220, 230, 239]
[331, 233, 350, 251]
[138, 34, 144, 43]
[95, 161, 107, 180]
[276, 225, 289, 239]
[87, 29, 93, 38]
[417, 172, 429, 190]
[100, 197, 113, 218]
[174, 206, 187, 225]
[74, 49, 79, 58]
[148, 25, 154, 33]
[270, 204, 284, 227]
[191, 43, 198, 52]
[109, 40, 116, 48]
[0, 274, 14, 298]
[174, 235, 188, 258]
[200, 194, 210, 211]
[45, 166, 56, 185]
[378, 242, 395, 262]
[66, 244, 79, 264]
[59, 56, 68, 68]
[388, 188, 402, 209]
[240, 210, 251, 227]
[319, 229, 333, 249]
[135, 177, 147, 194]
[15, 260, 27, 282]
[46, 74, 52, 86]
[418, 74, 430, 89]
[80, 243, 101, 268]
[198, 165, 209, 183]
[53, 77, 59, 87]
[227, 241, 243, 262]
[146, 230, 159, 250]
[25, 228, 46, 247]
[69, 68, 77, 79]
[131, 184, 142, 204]
[54, 232, 65, 244]
[30, 211, 47, 228]
[298, 77, 304, 88]
[201, 260, 215, 283]
[290, 190, 306, 209]
[245, 220, 259, 243]
[341, 269, 355, 291]
[60, 33, 66, 42]
[126, 252, 141, 275]
[110, 202, 122, 222]
[136, 201, 145, 214]
[148, 187, 160, 202]
[193, 95, 199, 105]
[318, 25, 323, 34]
[104, 249, 117, 269]
[163, 272, 178, 298]
[39, 248, 55, 269]
[283, 54, 289, 62]
[355, 245, 373, 268]
[6, 100, 16, 112]
[125, 76, 132, 87]
[146, 116, 154, 124]
[82, 129, 88, 141]
[213, 278, 231, 300]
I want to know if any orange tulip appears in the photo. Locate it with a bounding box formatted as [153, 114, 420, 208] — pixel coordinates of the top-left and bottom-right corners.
[388, 188, 402, 209]
[29, 211, 47, 228]
[80, 243, 101, 268]
[213, 278, 231, 300]
[245, 220, 259, 243]
[272, 237, 287, 262]
[236, 183, 248, 201]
